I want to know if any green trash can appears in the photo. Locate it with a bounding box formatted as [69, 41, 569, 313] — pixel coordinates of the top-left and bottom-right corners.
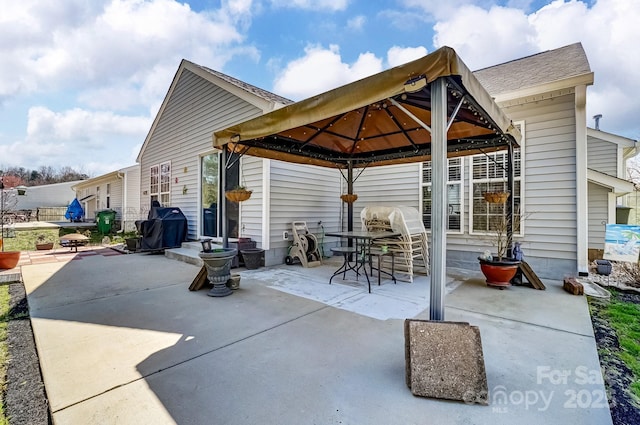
[96, 210, 117, 234]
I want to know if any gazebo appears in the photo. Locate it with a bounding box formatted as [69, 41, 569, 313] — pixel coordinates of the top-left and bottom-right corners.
[214, 46, 521, 321]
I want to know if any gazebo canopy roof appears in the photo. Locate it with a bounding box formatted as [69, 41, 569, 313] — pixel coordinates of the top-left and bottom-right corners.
[213, 46, 520, 169]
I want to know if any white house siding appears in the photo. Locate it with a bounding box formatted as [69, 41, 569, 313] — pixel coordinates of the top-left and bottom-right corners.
[588, 182, 608, 250]
[499, 94, 579, 278]
[588, 138, 617, 176]
[240, 156, 264, 245]
[74, 176, 125, 221]
[348, 163, 421, 232]
[122, 165, 141, 231]
[403, 95, 579, 279]
[139, 69, 264, 240]
[109, 179, 124, 220]
[267, 161, 341, 266]
[16, 181, 80, 211]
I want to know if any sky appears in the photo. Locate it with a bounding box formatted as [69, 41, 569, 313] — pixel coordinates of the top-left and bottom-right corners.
[1, 0, 639, 177]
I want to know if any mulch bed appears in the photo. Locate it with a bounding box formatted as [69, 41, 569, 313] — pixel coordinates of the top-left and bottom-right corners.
[4, 281, 50, 425]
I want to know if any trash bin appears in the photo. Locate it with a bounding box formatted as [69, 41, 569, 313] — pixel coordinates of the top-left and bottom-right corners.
[96, 209, 117, 234]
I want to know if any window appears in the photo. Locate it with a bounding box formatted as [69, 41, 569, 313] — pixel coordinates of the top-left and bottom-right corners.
[106, 183, 111, 209]
[470, 122, 524, 235]
[150, 161, 171, 206]
[421, 157, 463, 232]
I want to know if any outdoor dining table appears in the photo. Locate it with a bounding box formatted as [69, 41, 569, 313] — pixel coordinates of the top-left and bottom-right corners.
[325, 230, 399, 293]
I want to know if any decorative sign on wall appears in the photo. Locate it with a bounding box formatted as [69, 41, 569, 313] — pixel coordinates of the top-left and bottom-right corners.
[603, 224, 640, 263]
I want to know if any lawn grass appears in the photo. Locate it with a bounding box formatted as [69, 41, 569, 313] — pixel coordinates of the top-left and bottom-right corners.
[2, 227, 136, 252]
[605, 291, 640, 398]
[0, 285, 11, 425]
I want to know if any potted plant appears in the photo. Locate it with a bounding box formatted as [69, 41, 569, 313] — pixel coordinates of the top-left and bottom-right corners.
[477, 210, 521, 288]
[225, 185, 252, 203]
[125, 232, 140, 252]
[0, 179, 22, 269]
[35, 234, 54, 250]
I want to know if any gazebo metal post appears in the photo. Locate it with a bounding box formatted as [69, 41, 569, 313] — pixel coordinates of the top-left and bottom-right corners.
[430, 78, 448, 321]
[347, 160, 354, 231]
[221, 148, 229, 249]
[506, 140, 514, 255]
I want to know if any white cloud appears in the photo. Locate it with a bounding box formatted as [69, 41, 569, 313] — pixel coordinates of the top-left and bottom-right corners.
[433, 5, 536, 70]
[347, 15, 366, 31]
[26, 107, 150, 144]
[0, 0, 255, 108]
[431, 0, 640, 139]
[387, 46, 429, 67]
[269, 0, 349, 11]
[2, 106, 152, 175]
[273, 44, 431, 100]
[273, 44, 383, 99]
[401, 0, 496, 20]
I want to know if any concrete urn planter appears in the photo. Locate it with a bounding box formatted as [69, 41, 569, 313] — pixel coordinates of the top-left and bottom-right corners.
[199, 248, 238, 297]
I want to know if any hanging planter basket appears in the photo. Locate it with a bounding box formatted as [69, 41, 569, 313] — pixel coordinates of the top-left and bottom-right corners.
[340, 194, 358, 204]
[483, 192, 509, 204]
[225, 189, 252, 203]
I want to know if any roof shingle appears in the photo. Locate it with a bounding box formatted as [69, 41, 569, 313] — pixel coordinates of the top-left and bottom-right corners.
[473, 43, 592, 96]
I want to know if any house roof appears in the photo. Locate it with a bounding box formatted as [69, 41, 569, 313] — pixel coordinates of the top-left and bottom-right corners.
[588, 168, 636, 194]
[587, 127, 637, 148]
[189, 61, 292, 106]
[72, 167, 134, 191]
[474, 43, 593, 97]
[214, 46, 521, 169]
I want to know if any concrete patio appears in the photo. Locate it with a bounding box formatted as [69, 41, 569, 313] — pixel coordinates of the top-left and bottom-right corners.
[19, 251, 612, 424]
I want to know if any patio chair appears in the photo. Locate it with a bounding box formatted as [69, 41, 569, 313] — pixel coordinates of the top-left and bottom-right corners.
[361, 206, 429, 282]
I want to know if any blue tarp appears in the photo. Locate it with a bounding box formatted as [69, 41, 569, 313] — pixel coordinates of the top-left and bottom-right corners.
[65, 198, 85, 221]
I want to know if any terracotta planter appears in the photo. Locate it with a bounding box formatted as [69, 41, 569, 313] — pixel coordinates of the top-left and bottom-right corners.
[340, 194, 358, 203]
[36, 242, 54, 251]
[478, 257, 520, 288]
[225, 189, 252, 202]
[0, 251, 21, 270]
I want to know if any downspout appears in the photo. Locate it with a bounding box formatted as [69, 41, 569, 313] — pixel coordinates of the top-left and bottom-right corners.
[117, 172, 125, 231]
[575, 85, 589, 276]
[262, 159, 271, 251]
[506, 140, 514, 254]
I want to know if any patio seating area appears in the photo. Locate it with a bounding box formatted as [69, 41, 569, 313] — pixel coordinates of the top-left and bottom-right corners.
[17, 251, 612, 424]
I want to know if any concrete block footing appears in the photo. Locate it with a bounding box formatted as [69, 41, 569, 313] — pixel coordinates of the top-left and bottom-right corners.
[404, 319, 488, 405]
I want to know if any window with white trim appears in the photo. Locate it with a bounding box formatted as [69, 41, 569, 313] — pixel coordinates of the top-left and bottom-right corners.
[421, 157, 463, 232]
[150, 161, 171, 206]
[470, 122, 524, 235]
[106, 183, 111, 209]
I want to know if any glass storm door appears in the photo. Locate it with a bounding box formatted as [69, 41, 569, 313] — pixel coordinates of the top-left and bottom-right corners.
[201, 153, 239, 238]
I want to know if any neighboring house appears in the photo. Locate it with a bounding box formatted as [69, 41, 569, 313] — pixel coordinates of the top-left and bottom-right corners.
[137, 43, 636, 279]
[15, 180, 82, 211]
[72, 165, 141, 231]
[586, 128, 637, 260]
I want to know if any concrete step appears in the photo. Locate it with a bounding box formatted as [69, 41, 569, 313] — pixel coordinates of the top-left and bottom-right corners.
[165, 241, 224, 267]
